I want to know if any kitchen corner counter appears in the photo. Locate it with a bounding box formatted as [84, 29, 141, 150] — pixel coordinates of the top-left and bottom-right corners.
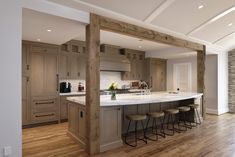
[59, 91, 85, 96]
[66, 92, 203, 107]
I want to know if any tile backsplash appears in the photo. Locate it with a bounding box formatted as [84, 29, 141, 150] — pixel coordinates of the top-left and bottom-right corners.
[60, 71, 137, 92]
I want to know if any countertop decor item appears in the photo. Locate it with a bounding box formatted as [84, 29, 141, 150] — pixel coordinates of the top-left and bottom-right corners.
[108, 82, 118, 100]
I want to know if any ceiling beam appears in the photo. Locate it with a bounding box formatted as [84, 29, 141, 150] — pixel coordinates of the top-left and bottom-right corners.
[144, 0, 175, 23]
[99, 15, 204, 51]
[187, 6, 235, 36]
[213, 31, 235, 44]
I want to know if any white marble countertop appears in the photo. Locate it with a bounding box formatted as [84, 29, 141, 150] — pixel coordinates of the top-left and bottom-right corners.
[66, 92, 203, 107]
[60, 91, 86, 96]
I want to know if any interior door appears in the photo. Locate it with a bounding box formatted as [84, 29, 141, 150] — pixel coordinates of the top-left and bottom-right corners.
[173, 63, 192, 92]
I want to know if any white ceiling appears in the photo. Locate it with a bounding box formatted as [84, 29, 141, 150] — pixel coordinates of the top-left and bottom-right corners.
[22, 8, 86, 45]
[47, 0, 235, 51]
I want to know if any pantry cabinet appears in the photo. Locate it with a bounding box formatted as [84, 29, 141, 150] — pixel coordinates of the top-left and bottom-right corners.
[22, 42, 30, 125]
[23, 41, 60, 125]
[145, 58, 167, 91]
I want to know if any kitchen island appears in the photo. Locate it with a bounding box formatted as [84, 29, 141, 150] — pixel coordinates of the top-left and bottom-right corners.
[67, 92, 203, 152]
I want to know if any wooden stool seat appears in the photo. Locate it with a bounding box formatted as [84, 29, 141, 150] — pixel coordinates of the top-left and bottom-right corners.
[178, 106, 190, 112]
[126, 114, 147, 121]
[147, 111, 164, 118]
[165, 109, 179, 114]
[188, 104, 199, 108]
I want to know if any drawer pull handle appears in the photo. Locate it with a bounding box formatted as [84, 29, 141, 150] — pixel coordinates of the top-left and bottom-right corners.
[35, 113, 54, 117]
[35, 101, 54, 105]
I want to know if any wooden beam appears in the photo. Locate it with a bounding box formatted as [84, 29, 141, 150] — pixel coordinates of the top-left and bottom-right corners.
[98, 15, 204, 51]
[197, 46, 206, 118]
[85, 13, 100, 155]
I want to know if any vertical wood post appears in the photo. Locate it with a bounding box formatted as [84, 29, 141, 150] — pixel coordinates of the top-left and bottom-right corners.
[85, 14, 100, 155]
[197, 45, 206, 118]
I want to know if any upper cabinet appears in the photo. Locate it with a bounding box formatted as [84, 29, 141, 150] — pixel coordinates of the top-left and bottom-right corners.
[121, 49, 145, 80]
[145, 58, 166, 91]
[59, 40, 86, 80]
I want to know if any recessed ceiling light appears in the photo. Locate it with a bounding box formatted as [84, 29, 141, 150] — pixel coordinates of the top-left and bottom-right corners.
[228, 23, 233, 27]
[138, 45, 142, 48]
[37, 38, 41, 41]
[47, 29, 52, 32]
[198, 5, 204, 9]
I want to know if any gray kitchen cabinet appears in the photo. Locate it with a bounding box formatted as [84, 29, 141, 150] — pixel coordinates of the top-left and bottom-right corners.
[59, 52, 70, 79]
[100, 106, 122, 147]
[28, 41, 60, 124]
[78, 107, 86, 141]
[145, 58, 166, 91]
[60, 96, 69, 120]
[22, 42, 30, 125]
[121, 49, 145, 80]
[59, 40, 86, 79]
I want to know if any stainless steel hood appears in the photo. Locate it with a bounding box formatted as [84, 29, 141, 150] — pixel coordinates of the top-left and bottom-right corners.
[100, 53, 131, 72]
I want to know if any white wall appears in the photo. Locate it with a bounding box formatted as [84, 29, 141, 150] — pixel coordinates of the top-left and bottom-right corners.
[166, 55, 222, 115]
[61, 71, 134, 91]
[0, 1, 22, 157]
[167, 56, 197, 92]
[217, 52, 229, 114]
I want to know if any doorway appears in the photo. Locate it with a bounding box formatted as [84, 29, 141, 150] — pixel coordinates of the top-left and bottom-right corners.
[173, 63, 192, 92]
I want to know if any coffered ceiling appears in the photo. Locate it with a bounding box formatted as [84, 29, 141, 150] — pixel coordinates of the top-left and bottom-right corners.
[47, 0, 235, 51]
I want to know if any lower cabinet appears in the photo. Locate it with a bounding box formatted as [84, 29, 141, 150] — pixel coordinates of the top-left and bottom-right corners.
[100, 106, 122, 152]
[60, 96, 69, 120]
[68, 102, 86, 145]
[67, 102, 123, 152]
[30, 96, 59, 124]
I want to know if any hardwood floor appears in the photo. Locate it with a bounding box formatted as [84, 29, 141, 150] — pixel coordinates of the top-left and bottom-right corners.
[23, 114, 235, 157]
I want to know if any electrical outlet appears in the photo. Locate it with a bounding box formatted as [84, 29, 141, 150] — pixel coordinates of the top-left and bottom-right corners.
[3, 146, 12, 156]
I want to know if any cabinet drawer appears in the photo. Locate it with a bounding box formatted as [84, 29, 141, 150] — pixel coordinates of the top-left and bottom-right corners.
[31, 112, 57, 123]
[32, 99, 57, 112]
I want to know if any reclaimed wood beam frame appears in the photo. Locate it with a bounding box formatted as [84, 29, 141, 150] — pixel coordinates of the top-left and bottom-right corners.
[197, 46, 206, 118]
[85, 14, 100, 155]
[85, 13, 206, 155]
[98, 15, 204, 51]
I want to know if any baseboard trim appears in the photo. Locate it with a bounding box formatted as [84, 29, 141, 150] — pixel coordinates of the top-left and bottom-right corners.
[206, 108, 218, 115]
[100, 139, 123, 152]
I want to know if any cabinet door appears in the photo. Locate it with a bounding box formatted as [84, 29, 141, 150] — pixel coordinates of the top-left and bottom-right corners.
[151, 60, 166, 91]
[100, 107, 122, 144]
[59, 53, 70, 79]
[30, 52, 44, 96]
[78, 107, 86, 140]
[60, 96, 68, 120]
[22, 44, 30, 76]
[77, 56, 86, 79]
[44, 53, 59, 95]
[22, 76, 29, 125]
[68, 103, 79, 136]
[69, 54, 79, 79]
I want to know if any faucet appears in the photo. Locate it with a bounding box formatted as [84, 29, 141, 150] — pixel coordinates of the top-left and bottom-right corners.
[140, 81, 151, 95]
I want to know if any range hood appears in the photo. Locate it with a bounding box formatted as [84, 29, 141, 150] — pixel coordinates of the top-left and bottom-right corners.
[100, 45, 130, 72]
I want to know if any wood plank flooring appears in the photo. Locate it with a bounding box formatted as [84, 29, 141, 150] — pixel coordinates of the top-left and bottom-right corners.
[23, 114, 235, 157]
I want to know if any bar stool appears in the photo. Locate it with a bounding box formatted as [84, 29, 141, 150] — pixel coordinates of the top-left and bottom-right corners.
[125, 114, 147, 147]
[178, 106, 192, 131]
[145, 111, 165, 141]
[188, 104, 201, 126]
[164, 108, 180, 136]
